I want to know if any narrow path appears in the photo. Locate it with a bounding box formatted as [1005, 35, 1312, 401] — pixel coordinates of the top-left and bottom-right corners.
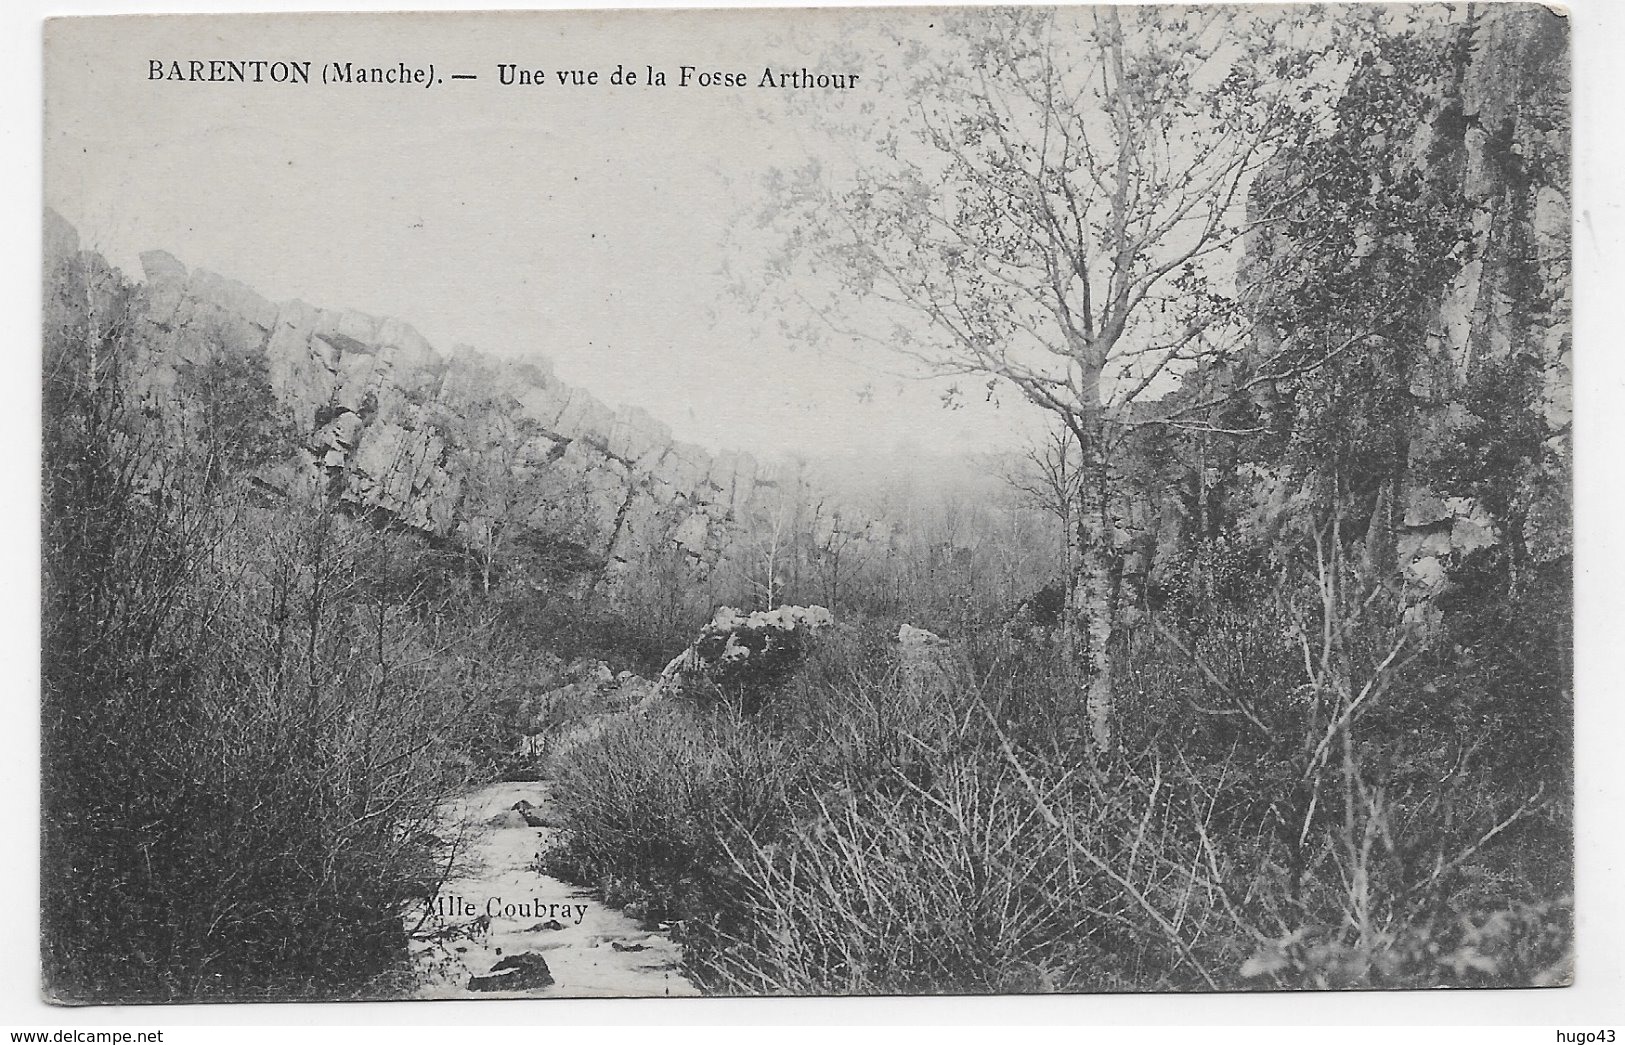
[406, 779, 698, 999]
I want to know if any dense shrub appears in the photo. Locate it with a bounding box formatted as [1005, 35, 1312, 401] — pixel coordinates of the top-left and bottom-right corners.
[543, 701, 812, 922]
[41, 255, 489, 1001]
[544, 538, 1572, 995]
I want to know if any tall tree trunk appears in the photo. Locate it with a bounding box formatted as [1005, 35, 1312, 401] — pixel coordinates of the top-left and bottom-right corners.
[1071, 371, 1119, 752]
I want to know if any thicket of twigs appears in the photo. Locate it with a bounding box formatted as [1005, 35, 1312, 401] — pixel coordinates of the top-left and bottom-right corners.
[545, 532, 1571, 994]
[40, 254, 550, 1001]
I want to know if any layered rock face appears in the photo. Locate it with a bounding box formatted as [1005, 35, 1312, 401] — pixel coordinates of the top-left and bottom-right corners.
[1110, 6, 1570, 613]
[44, 210, 890, 596]
[1396, 7, 1572, 599]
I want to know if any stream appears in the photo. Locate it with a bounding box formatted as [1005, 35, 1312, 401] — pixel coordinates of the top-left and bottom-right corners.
[405, 779, 698, 999]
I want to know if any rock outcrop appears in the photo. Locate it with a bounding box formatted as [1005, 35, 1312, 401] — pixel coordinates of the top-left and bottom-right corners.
[1395, 6, 1571, 609]
[1103, 6, 1570, 619]
[656, 604, 834, 700]
[42, 212, 892, 598]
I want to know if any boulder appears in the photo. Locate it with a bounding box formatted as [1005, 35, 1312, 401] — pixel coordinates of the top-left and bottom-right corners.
[897, 623, 947, 646]
[657, 605, 834, 701]
[511, 800, 550, 828]
[485, 808, 530, 829]
[468, 952, 554, 992]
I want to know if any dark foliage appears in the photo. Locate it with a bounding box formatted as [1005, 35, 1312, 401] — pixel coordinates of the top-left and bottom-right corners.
[41, 255, 483, 1001]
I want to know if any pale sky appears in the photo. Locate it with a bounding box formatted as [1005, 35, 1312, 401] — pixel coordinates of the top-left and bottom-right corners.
[44, 9, 1053, 462]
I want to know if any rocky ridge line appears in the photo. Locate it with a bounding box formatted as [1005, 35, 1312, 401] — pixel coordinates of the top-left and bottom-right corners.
[43, 209, 893, 593]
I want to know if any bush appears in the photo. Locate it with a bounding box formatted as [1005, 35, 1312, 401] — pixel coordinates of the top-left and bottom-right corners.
[544, 538, 1572, 995]
[543, 701, 811, 925]
[41, 255, 481, 1001]
[547, 624, 1216, 993]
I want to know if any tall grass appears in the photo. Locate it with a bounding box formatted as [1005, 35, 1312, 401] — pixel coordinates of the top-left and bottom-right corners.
[41, 252, 499, 1001]
[546, 544, 1572, 994]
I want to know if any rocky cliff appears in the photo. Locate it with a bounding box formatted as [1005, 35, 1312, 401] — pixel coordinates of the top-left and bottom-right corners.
[43, 209, 892, 597]
[1115, 5, 1570, 617]
[1396, 6, 1571, 602]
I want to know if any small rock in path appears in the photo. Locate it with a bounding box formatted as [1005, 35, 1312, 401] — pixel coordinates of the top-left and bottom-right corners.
[511, 799, 551, 828]
[468, 952, 554, 992]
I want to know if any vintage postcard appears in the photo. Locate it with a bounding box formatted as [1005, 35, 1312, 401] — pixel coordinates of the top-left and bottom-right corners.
[41, 3, 1572, 1003]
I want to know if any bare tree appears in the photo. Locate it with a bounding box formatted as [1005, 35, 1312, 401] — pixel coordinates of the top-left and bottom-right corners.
[760, 6, 1340, 748]
[1002, 424, 1084, 592]
[810, 500, 862, 617]
[737, 486, 797, 612]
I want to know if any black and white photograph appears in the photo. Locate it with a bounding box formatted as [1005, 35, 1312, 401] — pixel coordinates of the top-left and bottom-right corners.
[37, 1, 1576, 1008]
